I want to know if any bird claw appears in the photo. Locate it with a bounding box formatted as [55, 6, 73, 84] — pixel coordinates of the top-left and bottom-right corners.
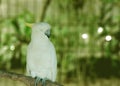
[35, 77, 42, 86]
[35, 77, 48, 86]
[42, 77, 48, 86]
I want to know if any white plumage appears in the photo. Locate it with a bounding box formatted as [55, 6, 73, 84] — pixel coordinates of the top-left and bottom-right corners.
[26, 22, 57, 82]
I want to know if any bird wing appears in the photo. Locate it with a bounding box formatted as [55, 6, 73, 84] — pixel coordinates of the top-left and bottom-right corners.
[26, 40, 57, 81]
[49, 42, 57, 81]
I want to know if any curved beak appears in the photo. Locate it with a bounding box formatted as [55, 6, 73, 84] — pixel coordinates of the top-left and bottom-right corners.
[45, 29, 50, 38]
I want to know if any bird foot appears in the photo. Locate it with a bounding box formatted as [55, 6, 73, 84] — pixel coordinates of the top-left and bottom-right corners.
[35, 77, 48, 86]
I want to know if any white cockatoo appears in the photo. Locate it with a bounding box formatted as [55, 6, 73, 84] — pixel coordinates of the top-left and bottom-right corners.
[26, 22, 57, 86]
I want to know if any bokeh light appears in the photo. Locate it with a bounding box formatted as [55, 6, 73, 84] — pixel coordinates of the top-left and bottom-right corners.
[97, 27, 103, 33]
[81, 33, 88, 39]
[105, 35, 112, 41]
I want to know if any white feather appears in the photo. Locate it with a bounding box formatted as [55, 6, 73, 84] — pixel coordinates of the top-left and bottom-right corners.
[26, 23, 57, 81]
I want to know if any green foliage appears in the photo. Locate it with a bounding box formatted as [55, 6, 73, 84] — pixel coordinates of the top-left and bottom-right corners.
[0, 12, 34, 70]
[0, 0, 120, 84]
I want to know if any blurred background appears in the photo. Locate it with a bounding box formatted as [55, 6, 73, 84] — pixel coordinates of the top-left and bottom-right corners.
[0, 0, 120, 86]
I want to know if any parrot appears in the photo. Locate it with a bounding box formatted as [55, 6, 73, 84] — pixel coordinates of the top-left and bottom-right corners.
[26, 22, 57, 86]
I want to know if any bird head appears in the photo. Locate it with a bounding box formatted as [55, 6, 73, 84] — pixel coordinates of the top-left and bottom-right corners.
[26, 22, 51, 38]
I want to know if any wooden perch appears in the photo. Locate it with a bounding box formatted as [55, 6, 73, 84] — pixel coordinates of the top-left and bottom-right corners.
[0, 70, 62, 86]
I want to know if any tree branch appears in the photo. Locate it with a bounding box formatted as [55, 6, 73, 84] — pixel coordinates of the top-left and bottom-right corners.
[36, 0, 51, 22]
[0, 70, 62, 86]
[39, 0, 51, 22]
